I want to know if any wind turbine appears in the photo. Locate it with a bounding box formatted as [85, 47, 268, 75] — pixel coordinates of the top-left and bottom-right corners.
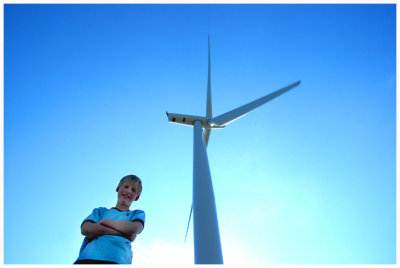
[166, 36, 301, 264]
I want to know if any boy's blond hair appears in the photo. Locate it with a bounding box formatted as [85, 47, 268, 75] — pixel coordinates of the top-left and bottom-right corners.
[118, 175, 142, 195]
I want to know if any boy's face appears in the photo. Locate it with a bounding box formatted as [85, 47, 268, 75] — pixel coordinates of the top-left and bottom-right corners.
[116, 181, 140, 208]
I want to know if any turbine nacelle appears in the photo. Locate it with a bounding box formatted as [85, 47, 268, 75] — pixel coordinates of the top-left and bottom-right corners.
[166, 112, 225, 129]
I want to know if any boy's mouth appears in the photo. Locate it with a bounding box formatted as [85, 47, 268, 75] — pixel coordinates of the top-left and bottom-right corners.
[122, 194, 131, 200]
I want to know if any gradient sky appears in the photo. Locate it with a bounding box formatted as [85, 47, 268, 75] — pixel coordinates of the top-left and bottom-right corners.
[4, 3, 396, 264]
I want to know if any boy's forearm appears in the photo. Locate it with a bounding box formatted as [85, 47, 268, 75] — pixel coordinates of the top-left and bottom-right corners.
[99, 219, 143, 235]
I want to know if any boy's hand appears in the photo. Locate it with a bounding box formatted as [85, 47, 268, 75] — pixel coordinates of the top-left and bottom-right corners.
[115, 232, 136, 242]
[129, 234, 137, 242]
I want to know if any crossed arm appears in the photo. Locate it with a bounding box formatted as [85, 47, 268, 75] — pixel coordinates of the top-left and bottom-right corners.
[81, 220, 144, 242]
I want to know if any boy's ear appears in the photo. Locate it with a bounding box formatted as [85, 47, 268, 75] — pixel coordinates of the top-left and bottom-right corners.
[116, 187, 119, 192]
[135, 195, 140, 201]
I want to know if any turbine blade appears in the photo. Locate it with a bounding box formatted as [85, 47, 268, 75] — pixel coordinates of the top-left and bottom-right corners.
[210, 80, 301, 127]
[184, 204, 193, 242]
[204, 128, 211, 147]
[206, 35, 212, 119]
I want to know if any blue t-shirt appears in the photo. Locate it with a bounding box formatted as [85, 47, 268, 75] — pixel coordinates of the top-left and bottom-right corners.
[75, 207, 145, 264]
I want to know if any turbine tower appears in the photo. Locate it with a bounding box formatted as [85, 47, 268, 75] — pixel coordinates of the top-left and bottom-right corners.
[166, 36, 301, 264]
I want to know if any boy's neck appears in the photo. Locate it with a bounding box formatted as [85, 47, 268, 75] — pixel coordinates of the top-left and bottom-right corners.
[115, 203, 131, 211]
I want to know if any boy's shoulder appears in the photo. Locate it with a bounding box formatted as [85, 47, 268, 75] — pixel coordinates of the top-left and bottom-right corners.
[131, 209, 145, 213]
[130, 209, 145, 221]
[89, 207, 110, 215]
[131, 209, 144, 214]
[92, 206, 108, 211]
[130, 209, 145, 215]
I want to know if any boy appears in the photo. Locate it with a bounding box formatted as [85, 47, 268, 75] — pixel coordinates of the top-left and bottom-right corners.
[74, 175, 145, 264]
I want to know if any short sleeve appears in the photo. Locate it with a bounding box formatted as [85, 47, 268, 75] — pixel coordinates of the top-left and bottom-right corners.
[81, 207, 106, 227]
[131, 210, 145, 227]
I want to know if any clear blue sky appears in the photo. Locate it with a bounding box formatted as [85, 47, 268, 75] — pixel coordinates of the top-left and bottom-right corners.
[4, 3, 396, 264]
